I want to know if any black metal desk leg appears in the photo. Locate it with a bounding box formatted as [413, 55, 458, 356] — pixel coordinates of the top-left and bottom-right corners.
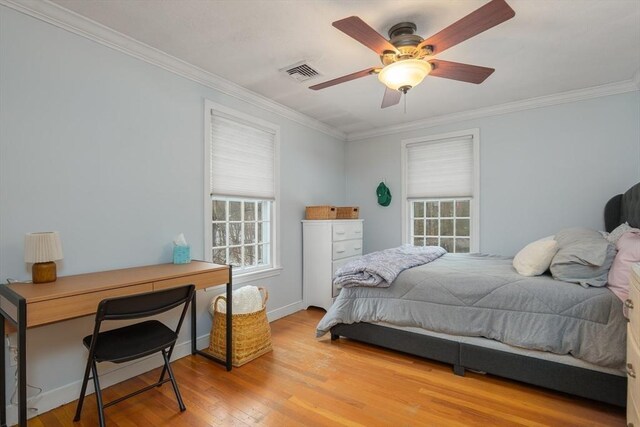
[0, 288, 21, 427]
[225, 267, 232, 372]
[18, 299, 26, 426]
[189, 265, 232, 371]
[190, 293, 197, 356]
[0, 312, 6, 427]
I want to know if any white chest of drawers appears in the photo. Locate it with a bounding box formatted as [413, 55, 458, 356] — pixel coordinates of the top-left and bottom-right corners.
[628, 265, 640, 426]
[302, 219, 364, 311]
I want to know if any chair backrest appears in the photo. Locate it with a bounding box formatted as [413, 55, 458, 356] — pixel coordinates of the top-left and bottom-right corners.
[96, 284, 195, 322]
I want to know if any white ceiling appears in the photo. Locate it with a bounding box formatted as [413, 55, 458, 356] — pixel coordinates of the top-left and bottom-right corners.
[50, 0, 640, 135]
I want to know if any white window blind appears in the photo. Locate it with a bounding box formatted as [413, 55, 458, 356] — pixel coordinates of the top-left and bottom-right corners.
[406, 135, 473, 199]
[210, 114, 275, 199]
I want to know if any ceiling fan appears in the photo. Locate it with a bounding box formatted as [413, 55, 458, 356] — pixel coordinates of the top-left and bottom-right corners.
[309, 0, 515, 108]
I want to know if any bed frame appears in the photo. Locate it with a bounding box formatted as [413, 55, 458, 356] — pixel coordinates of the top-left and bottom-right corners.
[330, 182, 640, 407]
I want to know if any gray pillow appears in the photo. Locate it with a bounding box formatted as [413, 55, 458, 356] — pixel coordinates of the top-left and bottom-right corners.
[550, 227, 616, 287]
[606, 222, 632, 245]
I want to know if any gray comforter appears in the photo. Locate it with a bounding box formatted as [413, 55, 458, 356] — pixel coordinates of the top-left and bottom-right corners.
[333, 245, 446, 288]
[317, 253, 627, 369]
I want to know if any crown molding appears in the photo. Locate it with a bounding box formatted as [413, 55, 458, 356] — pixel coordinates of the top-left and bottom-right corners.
[2, 0, 637, 145]
[0, 0, 346, 141]
[347, 77, 640, 142]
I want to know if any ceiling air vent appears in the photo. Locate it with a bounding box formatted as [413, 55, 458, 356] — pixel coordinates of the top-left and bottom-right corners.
[281, 62, 321, 82]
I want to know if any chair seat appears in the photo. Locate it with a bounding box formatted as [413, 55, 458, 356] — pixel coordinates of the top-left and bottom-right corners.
[83, 320, 177, 363]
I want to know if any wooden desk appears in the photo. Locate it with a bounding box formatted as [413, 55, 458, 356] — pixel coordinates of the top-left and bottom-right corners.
[0, 261, 232, 427]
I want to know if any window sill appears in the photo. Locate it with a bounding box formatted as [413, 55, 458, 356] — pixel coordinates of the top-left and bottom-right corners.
[232, 266, 282, 285]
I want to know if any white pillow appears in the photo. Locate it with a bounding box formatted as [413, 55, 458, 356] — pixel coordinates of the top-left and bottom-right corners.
[513, 238, 559, 277]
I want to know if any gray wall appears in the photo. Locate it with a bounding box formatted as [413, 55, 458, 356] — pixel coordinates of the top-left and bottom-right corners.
[346, 91, 640, 255]
[1, 1, 639, 420]
[0, 5, 345, 417]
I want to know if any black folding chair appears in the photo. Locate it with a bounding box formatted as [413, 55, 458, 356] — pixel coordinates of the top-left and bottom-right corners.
[73, 284, 195, 427]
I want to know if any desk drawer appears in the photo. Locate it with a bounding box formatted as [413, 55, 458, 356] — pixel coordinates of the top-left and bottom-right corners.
[332, 240, 363, 260]
[333, 222, 363, 242]
[629, 388, 639, 427]
[629, 277, 639, 331]
[632, 266, 640, 294]
[28, 283, 153, 327]
[154, 269, 229, 291]
[629, 325, 640, 406]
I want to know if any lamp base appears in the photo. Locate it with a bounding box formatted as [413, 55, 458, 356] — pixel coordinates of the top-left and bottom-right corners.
[32, 261, 57, 283]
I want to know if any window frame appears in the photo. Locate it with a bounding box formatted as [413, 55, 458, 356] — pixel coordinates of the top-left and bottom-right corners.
[401, 129, 480, 252]
[204, 100, 281, 283]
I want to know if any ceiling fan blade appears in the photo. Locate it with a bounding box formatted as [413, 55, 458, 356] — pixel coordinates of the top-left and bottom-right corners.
[418, 0, 515, 54]
[428, 60, 494, 84]
[381, 87, 401, 108]
[333, 16, 399, 55]
[309, 67, 378, 90]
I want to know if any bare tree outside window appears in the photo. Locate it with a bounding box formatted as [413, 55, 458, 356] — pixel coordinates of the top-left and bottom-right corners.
[411, 198, 471, 253]
[212, 198, 271, 270]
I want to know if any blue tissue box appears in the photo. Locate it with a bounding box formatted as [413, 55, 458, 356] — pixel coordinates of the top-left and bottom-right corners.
[173, 245, 191, 264]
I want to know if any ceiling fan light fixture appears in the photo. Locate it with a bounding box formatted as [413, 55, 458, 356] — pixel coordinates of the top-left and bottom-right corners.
[378, 59, 432, 91]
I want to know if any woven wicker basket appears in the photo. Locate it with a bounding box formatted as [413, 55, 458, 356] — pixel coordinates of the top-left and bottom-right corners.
[207, 288, 272, 367]
[305, 205, 337, 220]
[336, 206, 359, 219]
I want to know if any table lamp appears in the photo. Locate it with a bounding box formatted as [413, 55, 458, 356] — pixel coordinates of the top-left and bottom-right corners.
[24, 231, 63, 283]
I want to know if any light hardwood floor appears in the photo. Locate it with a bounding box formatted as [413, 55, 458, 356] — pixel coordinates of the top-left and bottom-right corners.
[31, 308, 625, 426]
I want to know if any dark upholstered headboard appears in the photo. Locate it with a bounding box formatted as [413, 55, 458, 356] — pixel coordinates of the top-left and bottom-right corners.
[604, 182, 640, 232]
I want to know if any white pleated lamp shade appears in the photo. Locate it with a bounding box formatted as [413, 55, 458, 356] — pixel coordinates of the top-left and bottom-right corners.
[24, 232, 64, 263]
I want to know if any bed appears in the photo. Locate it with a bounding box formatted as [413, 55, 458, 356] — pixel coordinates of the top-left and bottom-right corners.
[319, 183, 640, 407]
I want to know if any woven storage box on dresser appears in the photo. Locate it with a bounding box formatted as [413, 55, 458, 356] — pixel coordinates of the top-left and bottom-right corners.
[336, 207, 359, 219]
[305, 206, 337, 220]
[207, 288, 272, 367]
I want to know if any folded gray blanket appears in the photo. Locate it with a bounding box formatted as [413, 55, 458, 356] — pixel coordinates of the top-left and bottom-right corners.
[333, 245, 447, 288]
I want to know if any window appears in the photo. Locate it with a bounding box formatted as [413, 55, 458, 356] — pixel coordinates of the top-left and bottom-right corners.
[411, 199, 471, 253]
[205, 101, 280, 278]
[211, 198, 271, 268]
[402, 130, 479, 253]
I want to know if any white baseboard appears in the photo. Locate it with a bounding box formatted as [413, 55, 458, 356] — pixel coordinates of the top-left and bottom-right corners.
[267, 300, 304, 322]
[5, 334, 209, 425]
[5, 303, 304, 425]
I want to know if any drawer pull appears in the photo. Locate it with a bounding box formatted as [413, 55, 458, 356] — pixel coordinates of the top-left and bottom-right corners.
[335, 230, 346, 235]
[354, 230, 362, 234]
[627, 363, 636, 378]
[336, 249, 346, 253]
[354, 247, 362, 251]
[625, 299, 634, 309]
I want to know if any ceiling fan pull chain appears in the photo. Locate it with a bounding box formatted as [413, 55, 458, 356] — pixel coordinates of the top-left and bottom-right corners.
[404, 93, 407, 114]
